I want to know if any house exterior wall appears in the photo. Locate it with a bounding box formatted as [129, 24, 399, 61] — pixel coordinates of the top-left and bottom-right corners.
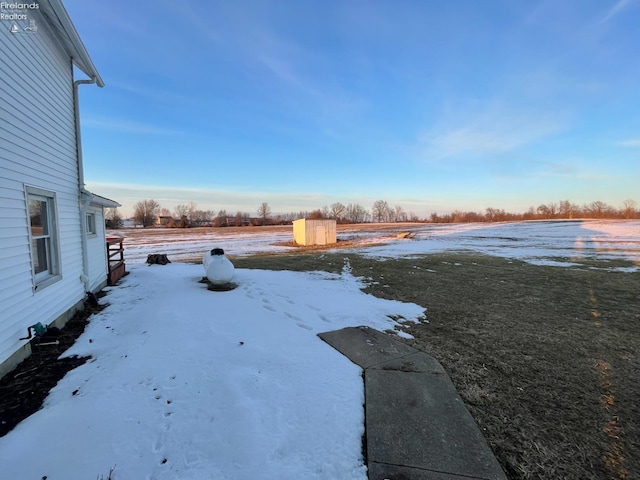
[86, 205, 109, 292]
[0, 9, 87, 375]
[292, 219, 337, 246]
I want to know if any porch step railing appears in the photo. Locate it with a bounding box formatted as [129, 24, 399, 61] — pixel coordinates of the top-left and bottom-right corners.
[106, 236, 126, 285]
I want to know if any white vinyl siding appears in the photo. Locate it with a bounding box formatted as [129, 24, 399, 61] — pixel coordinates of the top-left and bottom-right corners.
[85, 205, 109, 291]
[0, 8, 86, 369]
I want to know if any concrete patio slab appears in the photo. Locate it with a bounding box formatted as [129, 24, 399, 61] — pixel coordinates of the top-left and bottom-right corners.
[318, 326, 417, 369]
[319, 326, 506, 480]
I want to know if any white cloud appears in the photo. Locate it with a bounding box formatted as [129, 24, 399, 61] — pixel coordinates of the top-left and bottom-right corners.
[599, 0, 633, 23]
[83, 117, 186, 136]
[419, 103, 570, 161]
[617, 138, 640, 147]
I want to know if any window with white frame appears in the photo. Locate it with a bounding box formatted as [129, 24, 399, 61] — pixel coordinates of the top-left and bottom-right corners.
[26, 187, 61, 289]
[86, 212, 97, 235]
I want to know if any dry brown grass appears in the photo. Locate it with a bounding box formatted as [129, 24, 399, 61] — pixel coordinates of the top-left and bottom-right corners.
[233, 251, 640, 480]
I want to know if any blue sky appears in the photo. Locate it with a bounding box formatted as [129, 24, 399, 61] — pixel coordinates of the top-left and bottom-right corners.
[66, 0, 640, 218]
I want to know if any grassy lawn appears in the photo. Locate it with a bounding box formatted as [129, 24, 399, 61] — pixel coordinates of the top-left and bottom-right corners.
[233, 251, 640, 480]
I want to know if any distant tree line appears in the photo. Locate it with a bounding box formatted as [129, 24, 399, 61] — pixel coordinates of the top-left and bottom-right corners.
[429, 199, 639, 223]
[104, 198, 639, 229]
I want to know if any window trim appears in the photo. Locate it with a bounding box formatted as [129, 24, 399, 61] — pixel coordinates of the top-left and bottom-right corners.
[25, 186, 62, 292]
[86, 212, 97, 236]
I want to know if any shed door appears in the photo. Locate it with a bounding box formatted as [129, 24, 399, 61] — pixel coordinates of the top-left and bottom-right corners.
[315, 226, 327, 245]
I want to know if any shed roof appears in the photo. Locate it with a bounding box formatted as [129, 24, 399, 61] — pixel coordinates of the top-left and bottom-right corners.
[293, 218, 337, 224]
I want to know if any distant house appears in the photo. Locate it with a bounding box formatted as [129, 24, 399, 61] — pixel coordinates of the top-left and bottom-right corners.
[0, 0, 118, 377]
[292, 219, 337, 246]
[157, 215, 174, 227]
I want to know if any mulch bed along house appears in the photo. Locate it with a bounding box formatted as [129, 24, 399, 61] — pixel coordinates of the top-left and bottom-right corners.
[0, 299, 106, 437]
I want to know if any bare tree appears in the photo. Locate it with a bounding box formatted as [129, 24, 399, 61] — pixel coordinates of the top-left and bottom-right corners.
[394, 205, 407, 222]
[257, 202, 271, 224]
[346, 203, 368, 223]
[174, 204, 190, 219]
[330, 202, 346, 222]
[558, 200, 575, 219]
[187, 201, 199, 224]
[280, 212, 301, 223]
[537, 204, 551, 219]
[622, 199, 637, 219]
[372, 200, 390, 223]
[308, 209, 326, 219]
[133, 199, 161, 227]
[485, 207, 498, 222]
[215, 209, 229, 227]
[190, 209, 213, 226]
[523, 207, 536, 220]
[105, 207, 123, 229]
[451, 210, 464, 223]
[586, 200, 612, 219]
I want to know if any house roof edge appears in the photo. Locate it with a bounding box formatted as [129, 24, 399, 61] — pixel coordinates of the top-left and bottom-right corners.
[40, 0, 104, 87]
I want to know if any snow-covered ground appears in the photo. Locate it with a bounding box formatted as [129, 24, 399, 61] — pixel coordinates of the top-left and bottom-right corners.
[361, 220, 640, 270]
[1, 220, 637, 480]
[108, 228, 296, 263]
[0, 263, 424, 480]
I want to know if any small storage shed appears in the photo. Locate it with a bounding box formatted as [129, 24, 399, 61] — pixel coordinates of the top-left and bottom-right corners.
[293, 219, 337, 246]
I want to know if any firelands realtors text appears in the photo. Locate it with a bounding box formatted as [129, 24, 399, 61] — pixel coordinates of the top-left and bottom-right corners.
[1, 2, 39, 21]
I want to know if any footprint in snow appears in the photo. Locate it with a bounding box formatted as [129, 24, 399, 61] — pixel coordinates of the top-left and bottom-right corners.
[284, 311, 302, 321]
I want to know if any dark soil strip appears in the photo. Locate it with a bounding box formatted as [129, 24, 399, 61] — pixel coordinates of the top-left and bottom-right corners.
[0, 299, 105, 437]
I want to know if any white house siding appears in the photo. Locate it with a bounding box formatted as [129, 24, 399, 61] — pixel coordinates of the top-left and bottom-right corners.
[86, 205, 109, 292]
[0, 9, 86, 373]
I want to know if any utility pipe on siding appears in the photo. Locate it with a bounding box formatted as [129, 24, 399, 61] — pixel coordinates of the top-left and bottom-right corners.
[74, 77, 97, 293]
[73, 77, 96, 190]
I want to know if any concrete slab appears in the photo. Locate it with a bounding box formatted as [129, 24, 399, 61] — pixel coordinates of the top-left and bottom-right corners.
[319, 326, 506, 480]
[318, 326, 417, 369]
[371, 352, 446, 375]
[365, 368, 504, 479]
[368, 461, 492, 480]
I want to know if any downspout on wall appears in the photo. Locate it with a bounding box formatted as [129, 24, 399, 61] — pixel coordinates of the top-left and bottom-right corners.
[74, 76, 97, 293]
